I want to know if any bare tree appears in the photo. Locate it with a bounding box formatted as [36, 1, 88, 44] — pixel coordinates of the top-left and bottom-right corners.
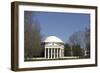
[68, 26, 90, 57]
[84, 27, 90, 57]
[68, 31, 85, 57]
[24, 11, 42, 60]
[69, 32, 82, 46]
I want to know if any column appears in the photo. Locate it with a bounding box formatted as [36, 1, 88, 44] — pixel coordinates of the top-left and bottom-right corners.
[57, 48, 58, 58]
[61, 49, 62, 57]
[62, 49, 63, 57]
[51, 48, 52, 59]
[48, 48, 49, 59]
[60, 49, 62, 58]
[45, 48, 46, 58]
[54, 48, 55, 59]
[62, 49, 64, 57]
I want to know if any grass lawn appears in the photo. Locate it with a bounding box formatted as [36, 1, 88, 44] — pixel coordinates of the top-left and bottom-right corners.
[24, 56, 82, 61]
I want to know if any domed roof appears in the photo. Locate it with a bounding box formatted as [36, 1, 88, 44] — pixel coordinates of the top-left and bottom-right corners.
[43, 36, 64, 43]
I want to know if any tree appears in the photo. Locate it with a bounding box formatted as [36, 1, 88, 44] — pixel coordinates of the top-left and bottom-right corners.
[84, 27, 90, 58]
[64, 44, 71, 56]
[69, 31, 85, 46]
[68, 31, 83, 56]
[68, 31, 86, 57]
[24, 11, 43, 59]
[72, 45, 84, 56]
[68, 26, 90, 58]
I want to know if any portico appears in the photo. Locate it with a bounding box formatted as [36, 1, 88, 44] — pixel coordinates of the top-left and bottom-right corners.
[45, 48, 64, 59]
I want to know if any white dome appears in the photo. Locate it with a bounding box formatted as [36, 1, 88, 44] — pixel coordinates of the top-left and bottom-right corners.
[43, 36, 64, 43]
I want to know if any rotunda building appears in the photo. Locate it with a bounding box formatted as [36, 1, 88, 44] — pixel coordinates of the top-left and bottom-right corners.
[42, 36, 64, 59]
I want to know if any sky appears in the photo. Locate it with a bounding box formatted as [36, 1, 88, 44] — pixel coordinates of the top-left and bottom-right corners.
[30, 11, 90, 43]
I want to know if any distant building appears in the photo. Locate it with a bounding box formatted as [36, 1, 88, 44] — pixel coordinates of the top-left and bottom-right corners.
[42, 36, 64, 59]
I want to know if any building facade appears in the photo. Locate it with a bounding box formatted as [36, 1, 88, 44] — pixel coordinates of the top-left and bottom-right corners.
[42, 36, 64, 59]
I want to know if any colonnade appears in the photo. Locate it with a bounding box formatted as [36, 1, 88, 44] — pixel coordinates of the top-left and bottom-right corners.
[45, 48, 64, 59]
